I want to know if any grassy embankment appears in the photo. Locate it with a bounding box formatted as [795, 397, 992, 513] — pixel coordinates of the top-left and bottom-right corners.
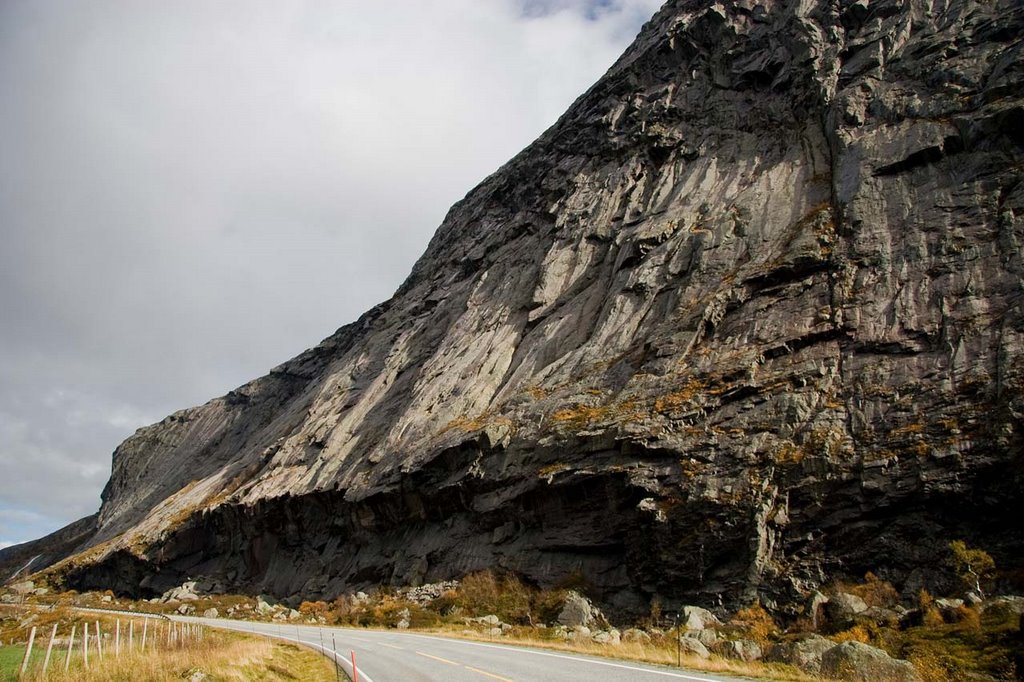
[0, 606, 340, 681]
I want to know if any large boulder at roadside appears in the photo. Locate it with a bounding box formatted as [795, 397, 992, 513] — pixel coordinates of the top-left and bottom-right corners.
[203, 608, 218, 618]
[681, 605, 721, 631]
[678, 637, 711, 659]
[686, 628, 719, 647]
[820, 641, 921, 681]
[557, 591, 603, 628]
[592, 628, 621, 645]
[765, 635, 837, 674]
[712, 638, 762, 662]
[622, 628, 651, 643]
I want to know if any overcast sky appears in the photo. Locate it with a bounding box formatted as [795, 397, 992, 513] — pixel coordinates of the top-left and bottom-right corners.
[0, 0, 663, 549]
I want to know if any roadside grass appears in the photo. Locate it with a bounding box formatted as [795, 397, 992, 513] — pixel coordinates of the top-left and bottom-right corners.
[13, 630, 338, 682]
[0, 644, 45, 682]
[398, 624, 816, 681]
[0, 605, 340, 682]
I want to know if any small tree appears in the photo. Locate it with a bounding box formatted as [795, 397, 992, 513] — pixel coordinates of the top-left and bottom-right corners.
[948, 540, 995, 600]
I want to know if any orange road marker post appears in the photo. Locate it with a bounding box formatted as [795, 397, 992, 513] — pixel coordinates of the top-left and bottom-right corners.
[351, 650, 358, 682]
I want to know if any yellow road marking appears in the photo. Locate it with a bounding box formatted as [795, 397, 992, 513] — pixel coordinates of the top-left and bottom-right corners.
[464, 665, 514, 682]
[379, 642, 404, 650]
[415, 651, 459, 665]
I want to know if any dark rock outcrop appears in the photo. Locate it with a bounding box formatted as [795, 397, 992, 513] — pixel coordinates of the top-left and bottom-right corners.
[26, 0, 1024, 618]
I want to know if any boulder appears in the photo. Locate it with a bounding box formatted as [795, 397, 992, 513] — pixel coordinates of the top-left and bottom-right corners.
[622, 628, 651, 643]
[860, 606, 901, 627]
[568, 625, 591, 640]
[765, 635, 836, 674]
[203, 608, 219, 618]
[592, 629, 621, 645]
[983, 596, 1024, 616]
[820, 641, 921, 681]
[686, 629, 719, 647]
[822, 593, 869, 630]
[101, 595, 112, 602]
[177, 604, 195, 615]
[557, 591, 601, 628]
[677, 637, 711, 659]
[162, 582, 200, 603]
[807, 591, 829, 629]
[9, 581, 34, 595]
[712, 638, 762, 662]
[287, 609, 300, 621]
[681, 605, 721, 631]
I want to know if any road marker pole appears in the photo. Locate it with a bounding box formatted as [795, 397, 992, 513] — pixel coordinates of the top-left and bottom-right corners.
[115, 619, 121, 657]
[351, 650, 358, 682]
[42, 623, 57, 672]
[332, 634, 341, 682]
[129, 620, 134, 650]
[141, 618, 148, 651]
[83, 622, 89, 669]
[670, 614, 680, 667]
[19, 625, 37, 677]
[95, 621, 103, 659]
[64, 624, 76, 671]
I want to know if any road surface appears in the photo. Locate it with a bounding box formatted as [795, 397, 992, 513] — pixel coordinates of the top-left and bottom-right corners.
[171, 614, 756, 682]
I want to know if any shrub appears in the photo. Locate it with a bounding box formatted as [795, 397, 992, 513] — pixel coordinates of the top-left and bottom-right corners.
[298, 600, 329, 620]
[949, 540, 996, 599]
[729, 602, 778, 646]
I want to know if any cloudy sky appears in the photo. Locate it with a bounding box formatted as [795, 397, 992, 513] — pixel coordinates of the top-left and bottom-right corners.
[0, 0, 663, 549]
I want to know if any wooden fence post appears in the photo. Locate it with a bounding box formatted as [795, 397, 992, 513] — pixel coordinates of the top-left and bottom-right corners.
[19, 625, 37, 677]
[42, 623, 57, 672]
[64, 624, 76, 671]
[83, 621, 89, 668]
[95, 621, 103, 659]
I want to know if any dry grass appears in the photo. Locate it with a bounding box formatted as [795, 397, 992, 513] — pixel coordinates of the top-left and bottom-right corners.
[16, 628, 337, 682]
[425, 625, 816, 682]
[2, 607, 336, 681]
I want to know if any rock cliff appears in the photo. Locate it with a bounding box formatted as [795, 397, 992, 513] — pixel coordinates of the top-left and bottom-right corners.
[10, 0, 1023, 615]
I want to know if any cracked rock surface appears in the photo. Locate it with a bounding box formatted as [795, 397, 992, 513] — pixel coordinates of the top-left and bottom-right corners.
[5, 0, 1022, 616]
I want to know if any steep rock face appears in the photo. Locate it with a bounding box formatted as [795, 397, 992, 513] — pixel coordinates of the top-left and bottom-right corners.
[50, 0, 1023, 615]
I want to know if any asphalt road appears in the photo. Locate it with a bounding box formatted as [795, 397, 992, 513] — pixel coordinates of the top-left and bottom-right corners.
[170, 615, 755, 682]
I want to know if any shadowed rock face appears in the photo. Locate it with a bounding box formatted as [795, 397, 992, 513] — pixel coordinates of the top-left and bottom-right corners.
[26, 0, 1024, 614]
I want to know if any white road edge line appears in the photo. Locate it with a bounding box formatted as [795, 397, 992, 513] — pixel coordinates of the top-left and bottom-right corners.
[394, 632, 726, 682]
